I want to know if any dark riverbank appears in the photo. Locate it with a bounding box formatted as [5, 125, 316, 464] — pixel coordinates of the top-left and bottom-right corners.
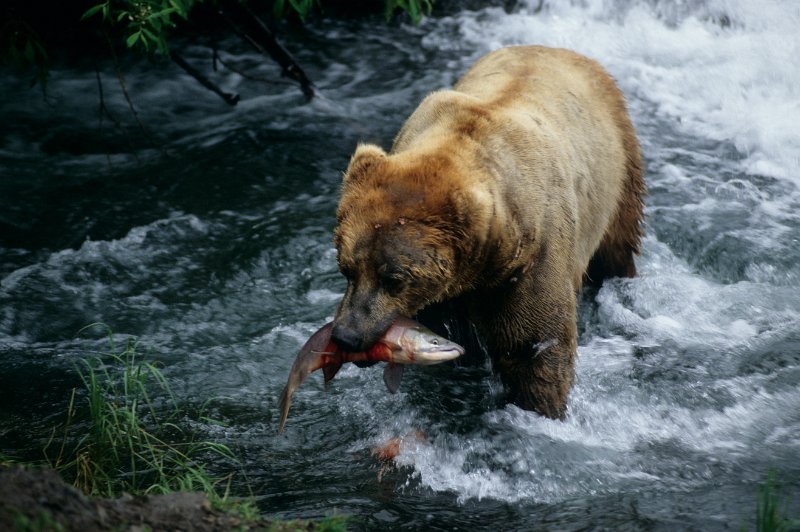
[1, 465, 344, 531]
[1, 465, 256, 531]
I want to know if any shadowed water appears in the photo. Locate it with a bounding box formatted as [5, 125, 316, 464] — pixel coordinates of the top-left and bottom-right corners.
[1, 0, 798, 529]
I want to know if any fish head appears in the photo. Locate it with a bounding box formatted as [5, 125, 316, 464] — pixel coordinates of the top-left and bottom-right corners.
[390, 317, 465, 365]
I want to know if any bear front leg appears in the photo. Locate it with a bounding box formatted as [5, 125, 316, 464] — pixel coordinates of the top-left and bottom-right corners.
[492, 331, 577, 419]
[478, 275, 579, 420]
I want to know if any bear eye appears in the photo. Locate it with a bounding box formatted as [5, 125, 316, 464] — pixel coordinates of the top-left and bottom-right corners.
[381, 276, 404, 294]
[378, 270, 406, 295]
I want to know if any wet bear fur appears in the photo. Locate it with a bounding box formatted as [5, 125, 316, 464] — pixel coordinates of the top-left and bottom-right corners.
[332, 45, 645, 419]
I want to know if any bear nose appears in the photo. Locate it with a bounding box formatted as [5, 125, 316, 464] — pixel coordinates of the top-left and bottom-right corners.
[331, 325, 363, 353]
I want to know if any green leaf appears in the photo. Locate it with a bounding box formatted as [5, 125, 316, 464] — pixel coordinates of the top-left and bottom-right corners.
[384, 0, 396, 20]
[273, 0, 285, 21]
[288, 0, 308, 20]
[147, 7, 177, 22]
[169, 0, 187, 18]
[23, 41, 34, 64]
[126, 31, 142, 48]
[169, 0, 188, 18]
[141, 27, 158, 43]
[408, 1, 420, 23]
[384, 0, 432, 24]
[81, 3, 106, 21]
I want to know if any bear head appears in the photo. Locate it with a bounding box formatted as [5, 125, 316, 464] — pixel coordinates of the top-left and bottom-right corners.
[332, 143, 487, 352]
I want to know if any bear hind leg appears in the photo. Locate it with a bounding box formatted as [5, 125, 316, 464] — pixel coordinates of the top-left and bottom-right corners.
[584, 230, 638, 286]
[585, 150, 645, 286]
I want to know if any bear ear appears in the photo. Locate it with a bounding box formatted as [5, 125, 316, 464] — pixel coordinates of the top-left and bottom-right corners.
[343, 144, 387, 183]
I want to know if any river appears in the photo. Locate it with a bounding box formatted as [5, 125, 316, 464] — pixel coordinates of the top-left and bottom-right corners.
[1, 0, 798, 529]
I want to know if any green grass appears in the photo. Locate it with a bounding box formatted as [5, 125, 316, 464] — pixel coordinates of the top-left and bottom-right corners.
[263, 515, 348, 532]
[37, 325, 347, 529]
[316, 515, 349, 531]
[44, 326, 250, 510]
[755, 471, 800, 532]
[13, 509, 65, 532]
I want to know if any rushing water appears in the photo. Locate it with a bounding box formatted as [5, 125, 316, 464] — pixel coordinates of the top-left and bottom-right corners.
[1, 0, 799, 528]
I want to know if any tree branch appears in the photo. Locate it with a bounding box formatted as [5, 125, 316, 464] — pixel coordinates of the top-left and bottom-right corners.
[218, 1, 315, 101]
[170, 51, 240, 106]
[212, 48, 297, 87]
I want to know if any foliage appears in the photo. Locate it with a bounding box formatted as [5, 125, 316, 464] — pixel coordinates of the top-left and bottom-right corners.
[44, 325, 241, 505]
[79, 0, 436, 56]
[0, 0, 435, 94]
[385, 0, 434, 24]
[754, 470, 800, 532]
[271, 0, 321, 22]
[0, 18, 48, 90]
[81, 0, 195, 56]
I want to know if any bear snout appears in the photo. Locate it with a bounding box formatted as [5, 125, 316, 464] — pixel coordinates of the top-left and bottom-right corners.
[331, 324, 365, 353]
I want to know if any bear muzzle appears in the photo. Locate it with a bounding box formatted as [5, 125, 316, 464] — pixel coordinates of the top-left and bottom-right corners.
[330, 324, 364, 353]
[331, 310, 397, 354]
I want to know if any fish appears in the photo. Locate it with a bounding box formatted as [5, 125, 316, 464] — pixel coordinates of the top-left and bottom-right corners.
[277, 316, 464, 433]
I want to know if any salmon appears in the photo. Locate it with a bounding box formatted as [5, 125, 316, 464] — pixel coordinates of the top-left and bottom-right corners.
[277, 317, 463, 433]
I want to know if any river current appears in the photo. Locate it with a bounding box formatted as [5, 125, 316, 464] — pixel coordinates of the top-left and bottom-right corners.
[1, 0, 798, 529]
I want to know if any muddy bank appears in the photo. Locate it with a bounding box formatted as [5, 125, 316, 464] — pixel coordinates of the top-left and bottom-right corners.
[0, 465, 318, 531]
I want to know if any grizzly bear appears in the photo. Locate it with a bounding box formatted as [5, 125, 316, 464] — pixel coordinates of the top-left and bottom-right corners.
[332, 45, 644, 419]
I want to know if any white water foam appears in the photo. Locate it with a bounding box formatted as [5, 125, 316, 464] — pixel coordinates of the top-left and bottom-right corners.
[0, 213, 215, 347]
[394, 375, 800, 504]
[421, 0, 800, 184]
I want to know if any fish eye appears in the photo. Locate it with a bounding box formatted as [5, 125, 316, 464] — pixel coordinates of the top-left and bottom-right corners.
[431, 338, 440, 346]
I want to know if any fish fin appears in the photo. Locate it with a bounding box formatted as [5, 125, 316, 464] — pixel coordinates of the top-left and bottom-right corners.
[278, 322, 335, 434]
[300, 323, 334, 362]
[383, 363, 404, 394]
[277, 383, 291, 434]
[323, 360, 343, 388]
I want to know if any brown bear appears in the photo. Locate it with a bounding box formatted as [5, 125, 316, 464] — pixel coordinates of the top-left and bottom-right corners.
[332, 45, 645, 419]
